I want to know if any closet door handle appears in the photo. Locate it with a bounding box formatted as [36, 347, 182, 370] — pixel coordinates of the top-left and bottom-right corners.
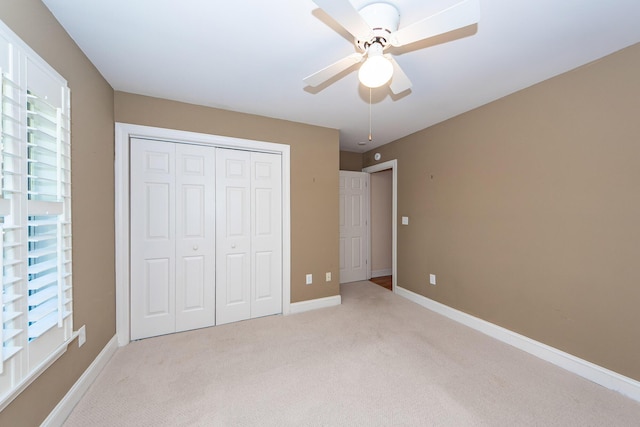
[193, 245, 198, 251]
[231, 243, 236, 249]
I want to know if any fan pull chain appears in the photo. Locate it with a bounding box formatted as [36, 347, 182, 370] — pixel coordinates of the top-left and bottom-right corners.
[368, 87, 373, 141]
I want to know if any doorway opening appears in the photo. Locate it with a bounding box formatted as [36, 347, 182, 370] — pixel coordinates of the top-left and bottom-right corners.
[363, 160, 397, 293]
[369, 169, 392, 290]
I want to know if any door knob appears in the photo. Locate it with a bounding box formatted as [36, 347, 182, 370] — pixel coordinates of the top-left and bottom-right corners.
[193, 245, 198, 251]
[231, 244, 236, 249]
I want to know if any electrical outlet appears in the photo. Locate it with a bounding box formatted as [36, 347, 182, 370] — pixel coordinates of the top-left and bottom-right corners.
[325, 272, 331, 282]
[429, 274, 436, 285]
[78, 325, 86, 347]
[306, 274, 313, 285]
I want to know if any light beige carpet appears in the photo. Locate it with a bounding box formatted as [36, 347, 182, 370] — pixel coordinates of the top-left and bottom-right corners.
[64, 281, 640, 426]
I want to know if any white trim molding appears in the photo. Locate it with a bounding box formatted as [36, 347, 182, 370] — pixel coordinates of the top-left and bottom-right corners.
[289, 295, 341, 314]
[41, 336, 119, 426]
[396, 286, 640, 403]
[115, 123, 292, 346]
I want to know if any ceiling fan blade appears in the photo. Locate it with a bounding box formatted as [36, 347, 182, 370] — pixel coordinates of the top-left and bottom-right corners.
[312, 0, 373, 41]
[303, 52, 364, 87]
[389, 0, 480, 47]
[386, 56, 412, 94]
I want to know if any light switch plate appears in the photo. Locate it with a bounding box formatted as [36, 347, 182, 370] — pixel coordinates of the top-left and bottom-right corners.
[429, 274, 436, 285]
[306, 274, 313, 285]
[402, 216, 409, 225]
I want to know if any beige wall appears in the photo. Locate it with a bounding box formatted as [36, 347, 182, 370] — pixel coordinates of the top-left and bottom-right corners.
[364, 43, 640, 382]
[340, 150, 363, 171]
[0, 1, 116, 425]
[371, 170, 392, 275]
[114, 92, 340, 303]
[3, 1, 637, 423]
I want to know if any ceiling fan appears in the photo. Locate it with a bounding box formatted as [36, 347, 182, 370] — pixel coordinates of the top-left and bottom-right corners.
[304, 0, 481, 94]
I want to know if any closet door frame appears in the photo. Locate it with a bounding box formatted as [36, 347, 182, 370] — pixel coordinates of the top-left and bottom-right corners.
[114, 123, 291, 346]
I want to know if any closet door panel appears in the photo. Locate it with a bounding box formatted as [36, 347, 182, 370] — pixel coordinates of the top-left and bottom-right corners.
[130, 139, 176, 340]
[216, 149, 251, 325]
[225, 253, 248, 303]
[145, 258, 171, 315]
[251, 152, 282, 318]
[182, 256, 205, 308]
[175, 143, 216, 332]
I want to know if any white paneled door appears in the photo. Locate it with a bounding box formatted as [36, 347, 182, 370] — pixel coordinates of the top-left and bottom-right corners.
[216, 149, 282, 325]
[130, 139, 283, 339]
[250, 152, 282, 319]
[130, 138, 216, 340]
[130, 139, 176, 340]
[175, 143, 217, 332]
[339, 171, 369, 283]
[215, 149, 251, 325]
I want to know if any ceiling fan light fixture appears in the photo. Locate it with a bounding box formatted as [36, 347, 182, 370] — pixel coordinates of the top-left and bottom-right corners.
[358, 43, 393, 88]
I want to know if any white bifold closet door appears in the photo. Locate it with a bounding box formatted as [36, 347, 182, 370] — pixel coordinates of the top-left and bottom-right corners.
[130, 138, 216, 340]
[216, 148, 282, 325]
[130, 139, 282, 340]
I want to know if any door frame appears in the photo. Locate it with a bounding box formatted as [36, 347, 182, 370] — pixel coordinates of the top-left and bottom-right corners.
[115, 123, 291, 346]
[363, 160, 397, 293]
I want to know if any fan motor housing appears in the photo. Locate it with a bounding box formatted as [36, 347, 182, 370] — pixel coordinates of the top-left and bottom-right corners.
[356, 2, 400, 51]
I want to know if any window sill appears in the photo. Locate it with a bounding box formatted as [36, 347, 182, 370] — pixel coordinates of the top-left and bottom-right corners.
[0, 330, 79, 412]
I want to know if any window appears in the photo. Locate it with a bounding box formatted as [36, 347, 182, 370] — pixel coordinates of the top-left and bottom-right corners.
[0, 20, 72, 408]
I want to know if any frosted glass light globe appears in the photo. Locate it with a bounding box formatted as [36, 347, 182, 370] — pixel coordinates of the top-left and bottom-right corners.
[358, 54, 393, 88]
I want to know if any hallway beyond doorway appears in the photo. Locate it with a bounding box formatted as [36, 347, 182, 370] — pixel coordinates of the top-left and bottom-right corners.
[370, 275, 392, 291]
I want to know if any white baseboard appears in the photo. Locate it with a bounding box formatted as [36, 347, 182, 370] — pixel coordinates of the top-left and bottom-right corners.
[289, 295, 341, 314]
[396, 286, 640, 403]
[42, 335, 119, 427]
[371, 268, 392, 278]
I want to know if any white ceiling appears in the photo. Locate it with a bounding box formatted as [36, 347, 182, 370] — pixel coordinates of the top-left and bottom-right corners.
[42, 0, 640, 153]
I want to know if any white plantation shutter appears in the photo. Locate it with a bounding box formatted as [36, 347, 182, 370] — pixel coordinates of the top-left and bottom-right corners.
[0, 20, 73, 407]
[1, 69, 25, 374]
[26, 86, 72, 343]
